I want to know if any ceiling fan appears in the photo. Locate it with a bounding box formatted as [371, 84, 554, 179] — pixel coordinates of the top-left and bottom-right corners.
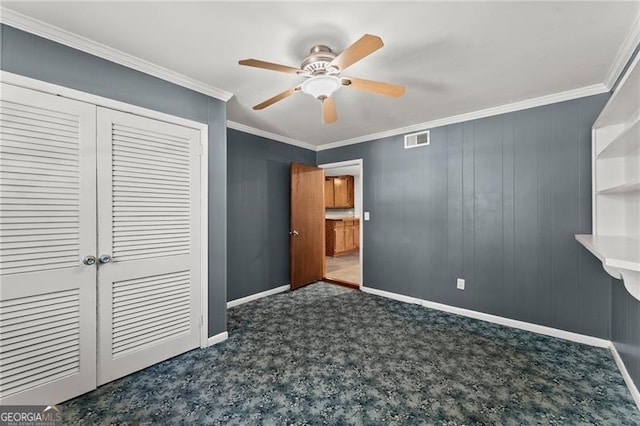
[239, 34, 405, 124]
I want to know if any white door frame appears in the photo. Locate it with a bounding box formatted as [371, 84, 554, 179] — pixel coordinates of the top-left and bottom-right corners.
[1, 71, 211, 349]
[319, 159, 364, 288]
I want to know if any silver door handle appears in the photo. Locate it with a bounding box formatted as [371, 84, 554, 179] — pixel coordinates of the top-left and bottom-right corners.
[98, 254, 112, 264]
[83, 255, 96, 266]
[290, 230, 299, 236]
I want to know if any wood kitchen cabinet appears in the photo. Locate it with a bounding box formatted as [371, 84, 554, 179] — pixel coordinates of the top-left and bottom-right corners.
[324, 179, 335, 208]
[354, 220, 359, 249]
[324, 176, 354, 209]
[326, 218, 359, 256]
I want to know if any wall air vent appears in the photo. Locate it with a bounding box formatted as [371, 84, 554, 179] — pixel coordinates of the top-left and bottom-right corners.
[404, 130, 430, 149]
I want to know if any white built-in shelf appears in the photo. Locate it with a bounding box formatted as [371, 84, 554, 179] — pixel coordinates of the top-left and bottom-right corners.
[576, 235, 640, 272]
[597, 180, 640, 194]
[597, 116, 640, 159]
[585, 49, 640, 302]
[595, 54, 640, 128]
[576, 235, 640, 300]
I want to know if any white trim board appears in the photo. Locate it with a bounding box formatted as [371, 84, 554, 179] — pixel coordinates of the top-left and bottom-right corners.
[2, 71, 207, 130]
[318, 159, 362, 171]
[227, 285, 289, 308]
[199, 123, 209, 349]
[0, 8, 616, 153]
[420, 298, 610, 348]
[206, 332, 229, 348]
[610, 343, 640, 411]
[362, 285, 640, 412]
[604, 12, 640, 90]
[0, 7, 233, 102]
[316, 83, 609, 151]
[319, 159, 364, 289]
[227, 121, 316, 151]
[1, 70, 212, 352]
[227, 83, 609, 153]
[360, 286, 610, 348]
[361, 286, 423, 306]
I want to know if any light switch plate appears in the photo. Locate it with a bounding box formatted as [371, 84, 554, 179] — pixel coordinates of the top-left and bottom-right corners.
[364, 212, 370, 221]
[457, 278, 465, 290]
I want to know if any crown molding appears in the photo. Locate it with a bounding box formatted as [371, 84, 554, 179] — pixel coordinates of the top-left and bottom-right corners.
[316, 83, 609, 151]
[227, 121, 318, 151]
[604, 12, 640, 90]
[0, 7, 234, 102]
[1, 6, 619, 152]
[231, 83, 608, 152]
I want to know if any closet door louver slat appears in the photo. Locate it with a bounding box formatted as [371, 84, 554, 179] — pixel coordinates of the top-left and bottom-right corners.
[1, 84, 204, 404]
[111, 121, 192, 262]
[96, 108, 201, 386]
[0, 102, 79, 275]
[0, 84, 96, 405]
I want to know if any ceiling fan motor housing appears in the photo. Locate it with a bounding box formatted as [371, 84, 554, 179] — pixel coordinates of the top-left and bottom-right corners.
[239, 34, 404, 123]
[301, 45, 339, 75]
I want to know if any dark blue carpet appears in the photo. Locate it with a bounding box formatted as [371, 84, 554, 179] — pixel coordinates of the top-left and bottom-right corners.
[63, 282, 640, 424]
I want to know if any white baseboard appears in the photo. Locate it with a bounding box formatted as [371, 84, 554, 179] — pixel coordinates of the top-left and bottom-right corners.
[420, 298, 610, 348]
[361, 286, 423, 305]
[364, 285, 640, 412]
[361, 285, 610, 348]
[610, 343, 640, 411]
[227, 285, 289, 308]
[206, 331, 228, 347]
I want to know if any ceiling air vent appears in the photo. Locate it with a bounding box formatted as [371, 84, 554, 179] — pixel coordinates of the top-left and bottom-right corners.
[404, 130, 430, 149]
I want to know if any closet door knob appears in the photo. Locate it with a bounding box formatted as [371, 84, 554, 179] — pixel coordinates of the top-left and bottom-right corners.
[83, 255, 96, 266]
[98, 254, 112, 264]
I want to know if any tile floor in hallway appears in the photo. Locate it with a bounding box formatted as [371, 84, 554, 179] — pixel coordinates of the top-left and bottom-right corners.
[326, 251, 360, 284]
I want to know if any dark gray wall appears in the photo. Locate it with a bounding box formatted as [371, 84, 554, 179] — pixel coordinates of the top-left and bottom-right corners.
[318, 94, 614, 339]
[208, 101, 227, 335]
[612, 278, 640, 391]
[1, 24, 227, 337]
[227, 129, 315, 301]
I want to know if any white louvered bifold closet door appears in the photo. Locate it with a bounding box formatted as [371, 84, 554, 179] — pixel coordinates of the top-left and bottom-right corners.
[96, 108, 201, 385]
[0, 84, 97, 404]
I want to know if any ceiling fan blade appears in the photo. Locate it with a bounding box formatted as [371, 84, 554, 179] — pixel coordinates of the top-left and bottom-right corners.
[322, 96, 337, 124]
[330, 34, 384, 72]
[253, 86, 301, 110]
[342, 77, 405, 97]
[239, 59, 304, 74]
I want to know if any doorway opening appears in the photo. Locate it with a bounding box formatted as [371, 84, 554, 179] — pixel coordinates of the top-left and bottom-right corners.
[319, 160, 363, 288]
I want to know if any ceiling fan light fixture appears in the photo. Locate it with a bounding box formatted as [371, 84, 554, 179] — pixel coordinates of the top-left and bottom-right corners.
[301, 75, 341, 100]
[240, 34, 404, 123]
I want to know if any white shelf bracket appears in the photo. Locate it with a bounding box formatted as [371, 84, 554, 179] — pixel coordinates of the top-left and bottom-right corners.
[603, 263, 622, 280]
[621, 270, 640, 301]
[576, 235, 640, 301]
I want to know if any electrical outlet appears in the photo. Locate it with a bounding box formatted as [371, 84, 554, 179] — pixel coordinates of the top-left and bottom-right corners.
[457, 278, 465, 290]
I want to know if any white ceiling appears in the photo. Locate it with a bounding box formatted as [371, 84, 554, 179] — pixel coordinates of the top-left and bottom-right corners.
[3, 2, 639, 148]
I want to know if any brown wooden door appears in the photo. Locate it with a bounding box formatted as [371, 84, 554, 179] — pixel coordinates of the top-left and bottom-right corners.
[290, 163, 325, 289]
